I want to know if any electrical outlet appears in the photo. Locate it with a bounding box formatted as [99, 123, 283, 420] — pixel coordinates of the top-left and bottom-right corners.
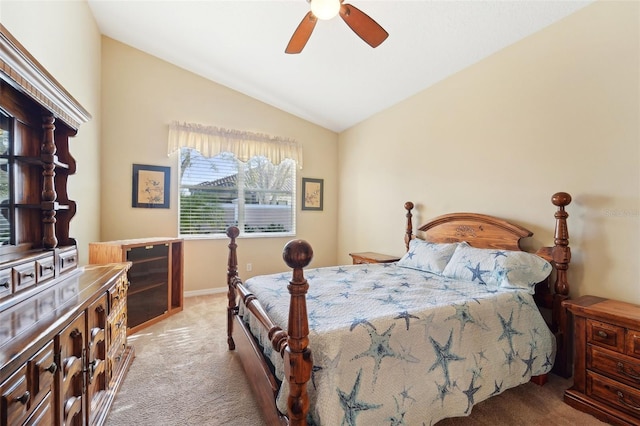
[246, 263, 252, 272]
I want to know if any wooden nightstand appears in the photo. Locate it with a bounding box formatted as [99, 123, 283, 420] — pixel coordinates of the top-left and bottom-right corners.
[349, 252, 401, 265]
[563, 296, 640, 425]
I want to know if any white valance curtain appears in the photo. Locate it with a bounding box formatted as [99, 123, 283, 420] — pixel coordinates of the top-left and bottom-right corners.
[167, 121, 303, 168]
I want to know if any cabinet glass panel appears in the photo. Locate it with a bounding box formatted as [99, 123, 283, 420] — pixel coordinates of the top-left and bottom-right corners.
[0, 112, 12, 247]
[126, 245, 169, 328]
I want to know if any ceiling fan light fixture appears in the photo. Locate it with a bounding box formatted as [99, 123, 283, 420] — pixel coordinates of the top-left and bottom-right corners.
[286, 1, 387, 54]
[310, 0, 341, 20]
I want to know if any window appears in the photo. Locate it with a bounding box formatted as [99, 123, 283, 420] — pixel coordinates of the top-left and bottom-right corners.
[179, 147, 296, 237]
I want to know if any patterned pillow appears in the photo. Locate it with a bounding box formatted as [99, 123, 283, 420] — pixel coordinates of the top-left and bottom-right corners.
[397, 239, 459, 275]
[441, 242, 552, 293]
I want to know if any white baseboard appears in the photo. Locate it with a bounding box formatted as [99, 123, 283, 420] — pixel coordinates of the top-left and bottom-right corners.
[184, 287, 227, 298]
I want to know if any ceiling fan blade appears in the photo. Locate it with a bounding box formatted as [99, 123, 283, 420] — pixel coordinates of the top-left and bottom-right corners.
[339, 3, 388, 48]
[285, 11, 317, 54]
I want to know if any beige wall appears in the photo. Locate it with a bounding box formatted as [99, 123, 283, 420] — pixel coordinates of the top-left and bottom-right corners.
[100, 38, 339, 293]
[0, 0, 103, 266]
[338, 1, 640, 305]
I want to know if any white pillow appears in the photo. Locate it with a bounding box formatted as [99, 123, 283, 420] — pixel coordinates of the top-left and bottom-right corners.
[441, 242, 552, 293]
[397, 239, 459, 275]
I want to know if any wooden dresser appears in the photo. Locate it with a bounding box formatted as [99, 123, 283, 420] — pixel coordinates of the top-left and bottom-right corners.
[563, 296, 640, 425]
[1, 264, 134, 426]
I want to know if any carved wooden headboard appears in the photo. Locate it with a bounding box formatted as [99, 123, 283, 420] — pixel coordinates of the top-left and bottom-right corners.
[418, 212, 532, 250]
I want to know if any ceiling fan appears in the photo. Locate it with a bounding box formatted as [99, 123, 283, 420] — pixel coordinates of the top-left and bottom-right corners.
[285, 0, 389, 54]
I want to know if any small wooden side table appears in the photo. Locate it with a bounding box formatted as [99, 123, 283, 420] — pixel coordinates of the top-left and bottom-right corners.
[349, 252, 401, 265]
[563, 295, 640, 426]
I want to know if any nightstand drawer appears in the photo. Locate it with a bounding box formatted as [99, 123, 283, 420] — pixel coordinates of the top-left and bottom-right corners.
[589, 345, 640, 388]
[627, 329, 640, 359]
[587, 371, 640, 418]
[588, 319, 625, 353]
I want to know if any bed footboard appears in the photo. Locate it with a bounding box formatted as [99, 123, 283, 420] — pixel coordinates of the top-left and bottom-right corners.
[227, 227, 314, 425]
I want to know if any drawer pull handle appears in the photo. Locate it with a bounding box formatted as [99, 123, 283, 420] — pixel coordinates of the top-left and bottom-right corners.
[617, 362, 640, 381]
[597, 330, 608, 338]
[43, 265, 54, 271]
[0, 281, 8, 289]
[44, 362, 57, 374]
[617, 391, 640, 411]
[15, 391, 30, 405]
[22, 272, 35, 278]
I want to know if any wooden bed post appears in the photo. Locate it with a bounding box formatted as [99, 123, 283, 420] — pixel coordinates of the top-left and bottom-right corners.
[536, 192, 572, 377]
[551, 192, 572, 298]
[226, 226, 240, 350]
[282, 239, 314, 426]
[404, 201, 414, 251]
[551, 192, 572, 378]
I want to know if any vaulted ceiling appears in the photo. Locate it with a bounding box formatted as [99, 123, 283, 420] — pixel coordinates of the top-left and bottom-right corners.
[88, 0, 594, 132]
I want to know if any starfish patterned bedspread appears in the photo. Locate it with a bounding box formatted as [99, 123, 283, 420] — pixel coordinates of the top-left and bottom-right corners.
[240, 262, 556, 425]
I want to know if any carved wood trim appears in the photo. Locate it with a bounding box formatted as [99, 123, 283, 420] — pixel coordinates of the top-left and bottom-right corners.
[0, 24, 91, 130]
[418, 212, 532, 251]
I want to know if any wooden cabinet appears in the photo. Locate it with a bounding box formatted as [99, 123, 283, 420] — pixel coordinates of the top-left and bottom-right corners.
[0, 23, 133, 426]
[563, 296, 640, 425]
[349, 252, 401, 265]
[89, 238, 183, 334]
[0, 25, 88, 264]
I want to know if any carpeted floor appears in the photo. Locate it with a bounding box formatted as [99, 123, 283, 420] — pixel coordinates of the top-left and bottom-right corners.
[105, 294, 609, 426]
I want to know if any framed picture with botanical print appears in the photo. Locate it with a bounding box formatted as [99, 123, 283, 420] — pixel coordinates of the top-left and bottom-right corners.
[132, 164, 170, 208]
[301, 177, 323, 211]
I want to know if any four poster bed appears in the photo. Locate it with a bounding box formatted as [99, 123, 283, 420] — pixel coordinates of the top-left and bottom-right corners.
[225, 192, 572, 425]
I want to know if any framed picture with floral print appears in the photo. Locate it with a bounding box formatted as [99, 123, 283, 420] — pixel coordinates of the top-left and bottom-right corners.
[301, 177, 323, 211]
[132, 164, 171, 208]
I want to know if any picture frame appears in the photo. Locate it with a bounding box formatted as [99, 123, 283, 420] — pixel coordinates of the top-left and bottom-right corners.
[132, 164, 171, 208]
[301, 177, 323, 211]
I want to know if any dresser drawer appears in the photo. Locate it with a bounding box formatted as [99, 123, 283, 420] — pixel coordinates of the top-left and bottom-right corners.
[12, 261, 37, 293]
[588, 319, 626, 353]
[59, 247, 78, 274]
[24, 390, 54, 425]
[35, 254, 55, 283]
[589, 344, 640, 389]
[109, 281, 126, 312]
[587, 371, 640, 419]
[107, 308, 127, 348]
[29, 341, 56, 411]
[0, 268, 11, 300]
[0, 364, 31, 426]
